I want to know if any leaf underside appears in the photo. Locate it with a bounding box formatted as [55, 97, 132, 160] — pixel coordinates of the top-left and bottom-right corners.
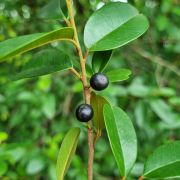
[13, 48, 72, 80]
[92, 50, 112, 73]
[91, 92, 110, 131]
[38, 0, 67, 20]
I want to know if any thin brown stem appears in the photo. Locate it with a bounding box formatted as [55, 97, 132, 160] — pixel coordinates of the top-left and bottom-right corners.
[66, 1, 94, 180]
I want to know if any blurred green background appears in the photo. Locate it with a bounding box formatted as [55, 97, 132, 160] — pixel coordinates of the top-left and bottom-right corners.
[0, 0, 180, 179]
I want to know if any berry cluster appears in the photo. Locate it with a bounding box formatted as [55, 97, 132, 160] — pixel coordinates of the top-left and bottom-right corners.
[76, 73, 109, 122]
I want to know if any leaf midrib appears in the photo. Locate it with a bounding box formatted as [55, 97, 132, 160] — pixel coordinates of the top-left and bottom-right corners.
[144, 159, 180, 177]
[57, 130, 80, 180]
[88, 14, 140, 50]
[0, 28, 73, 61]
[109, 106, 125, 175]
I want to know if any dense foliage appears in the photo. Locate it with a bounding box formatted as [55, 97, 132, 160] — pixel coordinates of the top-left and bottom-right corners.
[0, 0, 179, 179]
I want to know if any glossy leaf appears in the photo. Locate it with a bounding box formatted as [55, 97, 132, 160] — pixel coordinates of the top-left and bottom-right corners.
[92, 50, 112, 73]
[84, 2, 149, 51]
[91, 92, 110, 131]
[13, 48, 72, 80]
[56, 127, 80, 180]
[106, 68, 132, 82]
[143, 141, 180, 179]
[0, 27, 74, 62]
[38, 0, 67, 20]
[103, 104, 137, 177]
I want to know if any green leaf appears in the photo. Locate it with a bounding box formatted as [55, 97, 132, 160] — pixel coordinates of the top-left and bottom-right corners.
[38, 0, 67, 20]
[56, 127, 80, 180]
[13, 48, 72, 80]
[106, 68, 132, 82]
[0, 27, 74, 62]
[91, 92, 110, 131]
[0, 161, 8, 176]
[26, 158, 45, 175]
[143, 141, 180, 179]
[103, 104, 137, 177]
[42, 94, 56, 119]
[149, 99, 178, 124]
[84, 2, 149, 51]
[92, 50, 112, 73]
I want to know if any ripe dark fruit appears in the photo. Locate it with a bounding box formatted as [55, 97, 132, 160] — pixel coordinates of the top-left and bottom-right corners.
[90, 73, 109, 91]
[76, 104, 94, 122]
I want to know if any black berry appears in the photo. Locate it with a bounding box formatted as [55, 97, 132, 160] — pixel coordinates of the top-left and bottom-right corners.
[76, 104, 94, 122]
[90, 73, 109, 91]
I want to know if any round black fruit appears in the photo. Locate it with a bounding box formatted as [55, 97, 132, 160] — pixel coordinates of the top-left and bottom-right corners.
[90, 73, 109, 91]
[76, 104, 94, 122]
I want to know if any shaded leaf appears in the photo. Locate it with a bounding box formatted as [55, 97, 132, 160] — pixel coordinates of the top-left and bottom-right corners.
[84, 2, 149, 51]
[38, 0, 67, 20]
[143, 141, 180, 179]
[13, 48, 72, 80]
[56, 127, 80, 180]
[91, 92, 110, 131]
[92, 50, 112, 73]
[106, 68, 131, 82]
[0, 27, 74, 62]
[103, 104, 137, 177]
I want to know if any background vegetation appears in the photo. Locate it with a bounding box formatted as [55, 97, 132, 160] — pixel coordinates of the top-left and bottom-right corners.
[0, 0, 180, 179]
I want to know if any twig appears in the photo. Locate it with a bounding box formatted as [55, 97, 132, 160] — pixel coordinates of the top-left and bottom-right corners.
[69, 68, 81, 79]
[66, 1, 94, 180]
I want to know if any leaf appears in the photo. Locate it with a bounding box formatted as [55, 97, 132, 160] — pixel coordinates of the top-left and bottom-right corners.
[84, 2, 149, 51]
[56, 127, 80, 180]
[42, 94, 56, 119]
[0, 27, 74, 62]
[106, 68, 132, 82]
[91, 92, 110, 131]
[38, 0, 67, 20]
[26, 158, 45, 175]
[143, 141, 180, 179]
[149, 99, 178, 124]
[0, 161, 8, 176]
[92, 50, 112, 73]
[103, 104, 137, 177]
[13, 48, 72, 80]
